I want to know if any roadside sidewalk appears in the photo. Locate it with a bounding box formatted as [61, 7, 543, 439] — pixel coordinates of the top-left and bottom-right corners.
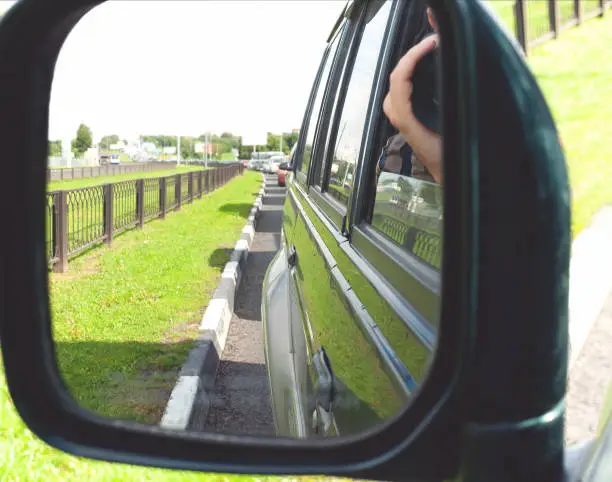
[568, 205, 612, 371]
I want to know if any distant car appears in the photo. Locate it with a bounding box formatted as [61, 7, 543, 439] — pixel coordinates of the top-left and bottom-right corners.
[248, 159, 263, 171]
[110, 154, 120, 165]
[266, 155, 285, 174]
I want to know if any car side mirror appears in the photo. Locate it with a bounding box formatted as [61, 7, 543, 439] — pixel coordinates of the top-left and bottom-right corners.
[0, 0, 570, 481]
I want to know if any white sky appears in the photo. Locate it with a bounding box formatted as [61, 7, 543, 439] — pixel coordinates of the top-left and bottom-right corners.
[2, 1, 346, 144]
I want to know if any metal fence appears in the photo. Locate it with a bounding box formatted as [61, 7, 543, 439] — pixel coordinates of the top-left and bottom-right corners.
[47, 162, 179, 182]
[372, 213, 442, 271]
[47, 164, 244, 272]
[512, 0, 612, 53]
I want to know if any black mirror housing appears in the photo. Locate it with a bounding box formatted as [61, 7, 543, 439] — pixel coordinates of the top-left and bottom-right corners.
[0, 0, 569, 480]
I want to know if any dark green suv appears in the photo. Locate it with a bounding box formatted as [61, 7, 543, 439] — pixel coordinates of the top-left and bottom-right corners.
[262, 0, 442, 438]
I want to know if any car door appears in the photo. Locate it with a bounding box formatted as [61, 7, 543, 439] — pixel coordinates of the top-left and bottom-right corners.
[288, 0, 439, 438]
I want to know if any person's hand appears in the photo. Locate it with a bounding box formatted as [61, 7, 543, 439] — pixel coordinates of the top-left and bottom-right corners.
[383, 34, 439, 140]
[383, 34, 443, 184]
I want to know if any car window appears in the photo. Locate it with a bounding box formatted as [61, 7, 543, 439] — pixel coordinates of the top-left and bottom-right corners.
[299, 27, 344, 179]
[323, 0, 392, 207]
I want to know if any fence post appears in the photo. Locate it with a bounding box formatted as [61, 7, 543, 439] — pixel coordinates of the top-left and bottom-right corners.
[515, 0, 529, 55]
[176, 174, 182, 210]
[103, 184, 114, 246]
[188, 171, 194, 203]
[548, 0, 560, 38]
[198, 170, 203, 198]
[159, 177, 167, 219]
[52, 191, 68, 273]
[136, 179, 145, 227]
[575, 0, 582, 24]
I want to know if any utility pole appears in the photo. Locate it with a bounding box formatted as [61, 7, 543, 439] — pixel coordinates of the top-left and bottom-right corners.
[280, 132, 283, 153]
[205, 132, 209, 168]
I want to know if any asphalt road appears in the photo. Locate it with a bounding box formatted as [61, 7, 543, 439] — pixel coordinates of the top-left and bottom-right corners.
[204, 175, 284, 436]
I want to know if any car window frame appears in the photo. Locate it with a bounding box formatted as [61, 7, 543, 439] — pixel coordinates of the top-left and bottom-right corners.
[308, 0, 396, 235]
[300, 0, 443, 330]
[295, 20, 350, 188]
[346, 0, 442, 326]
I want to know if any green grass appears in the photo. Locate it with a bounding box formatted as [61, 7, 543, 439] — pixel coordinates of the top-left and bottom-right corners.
[2, 361, 344, 481]
[220, 152, 236, 161]
[484, 2, 612, 237]
[527, 13, 612, 237]
[50, 171, 260, 424]
[48, 166, 208, 192]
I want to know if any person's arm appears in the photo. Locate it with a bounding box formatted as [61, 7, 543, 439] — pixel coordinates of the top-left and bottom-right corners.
[402, 116, 442, 184]
[383, 34, 443, 184]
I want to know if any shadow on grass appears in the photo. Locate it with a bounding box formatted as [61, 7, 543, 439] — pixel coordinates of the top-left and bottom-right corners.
[53, 339, 197, 426]
[218, 203, 253, 218]
[208, 247, 234, 271]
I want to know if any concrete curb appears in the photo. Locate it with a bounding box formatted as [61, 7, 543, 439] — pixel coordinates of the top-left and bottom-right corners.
[568, 206, 612, 372]
[160, 174, 266, 430]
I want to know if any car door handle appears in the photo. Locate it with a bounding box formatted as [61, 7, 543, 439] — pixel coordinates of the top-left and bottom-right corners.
[287, 244, 297, 267]
[313, 347, 333, 412]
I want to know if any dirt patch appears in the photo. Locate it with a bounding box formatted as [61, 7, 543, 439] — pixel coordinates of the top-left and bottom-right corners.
[162, 317, 200, 344]
[49, 253, 103, 282]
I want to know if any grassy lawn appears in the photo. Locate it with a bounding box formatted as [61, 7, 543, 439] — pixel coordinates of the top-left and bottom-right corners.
[220, 152, 237, 161]
[485, 2, 612, 238]
[527, 13, 612, 237]
[50, 171, 260, 424]
[48, 166, 208, 192]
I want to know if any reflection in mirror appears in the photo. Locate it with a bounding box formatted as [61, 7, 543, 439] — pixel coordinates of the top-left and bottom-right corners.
[373, 174, 442, 270]
[46, 0, 442, 441]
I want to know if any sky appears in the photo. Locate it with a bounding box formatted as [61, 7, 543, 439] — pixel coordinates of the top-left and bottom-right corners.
[1, 1, 346, 144]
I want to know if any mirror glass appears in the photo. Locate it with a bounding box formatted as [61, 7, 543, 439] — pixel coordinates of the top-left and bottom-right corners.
[47, 0, 443, 440]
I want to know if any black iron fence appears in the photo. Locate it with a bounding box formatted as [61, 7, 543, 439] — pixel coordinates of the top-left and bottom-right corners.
[372, 213, 442, 271]
[511, 0, 612, 53]
[47, 165, 244, 272]
[47, 161, 179, 182]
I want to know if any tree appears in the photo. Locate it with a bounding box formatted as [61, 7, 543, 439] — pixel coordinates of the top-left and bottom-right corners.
[71, 123, 93, 157]
[99, 134, 120, 150]
[264, 131, 299, 154]
[283, 131, 299, 152]
[48, 140, 62, 157]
